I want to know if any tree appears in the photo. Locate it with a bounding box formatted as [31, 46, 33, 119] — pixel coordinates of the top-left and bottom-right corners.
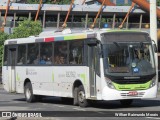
[0, 32, 9, 66]
[157, 0, 160, 6]
[9, 20, 42, 39]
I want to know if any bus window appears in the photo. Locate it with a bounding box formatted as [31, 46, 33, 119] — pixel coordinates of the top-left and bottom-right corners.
[27, 43, 39, 65]
[69, 40, 83, 64]
[54, 42, 68, 64]
[3, 46, 8, 66]
[40, 42, 53, 65]
[17, 45, 26, 65]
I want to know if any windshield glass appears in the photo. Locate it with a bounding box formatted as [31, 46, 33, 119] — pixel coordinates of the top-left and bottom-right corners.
[102, 33, 156, 76]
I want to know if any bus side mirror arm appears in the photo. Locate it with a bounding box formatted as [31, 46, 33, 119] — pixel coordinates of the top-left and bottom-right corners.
[152, 40, 158, 53]
[99, 43, 104, 58]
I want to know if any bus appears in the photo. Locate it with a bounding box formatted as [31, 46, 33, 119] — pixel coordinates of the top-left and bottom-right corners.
[2, 29, 158, 107]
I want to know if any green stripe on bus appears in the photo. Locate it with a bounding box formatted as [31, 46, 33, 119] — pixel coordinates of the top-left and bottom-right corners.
[64, 34, 87, 40]
[112, 81, 151, 91]
[64, 36, 75, 40]
[16, 73, 20, 81]
[80, 74, 86, 84]
[75, 34, 87, 39]
[52, 72, 54, 82]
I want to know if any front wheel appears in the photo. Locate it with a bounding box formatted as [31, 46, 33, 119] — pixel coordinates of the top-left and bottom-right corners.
[120, 99, 133, 107]
[24, 82, 36, 103]
[77, 85, 88, 107]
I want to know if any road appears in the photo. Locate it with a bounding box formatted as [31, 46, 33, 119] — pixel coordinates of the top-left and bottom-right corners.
[0, 85, 160, 120]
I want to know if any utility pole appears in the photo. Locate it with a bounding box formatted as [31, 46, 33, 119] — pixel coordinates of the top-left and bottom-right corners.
[150, 0, 158, 88]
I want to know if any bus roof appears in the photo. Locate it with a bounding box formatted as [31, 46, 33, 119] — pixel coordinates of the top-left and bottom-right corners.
[4, 28, 149, 45]
[4, 29, 96, 45]
[97, 28, 149, 34]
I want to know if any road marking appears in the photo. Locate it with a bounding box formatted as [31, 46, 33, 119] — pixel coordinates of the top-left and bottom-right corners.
[54, 105, 65, 107]
[73, 108, 86, 111]
[146, 117, 160, 120]
[96, 111, 105, 114]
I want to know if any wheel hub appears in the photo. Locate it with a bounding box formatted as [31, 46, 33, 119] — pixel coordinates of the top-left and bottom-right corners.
[78, 91, 85, 103]
[26, 88, 31, 99]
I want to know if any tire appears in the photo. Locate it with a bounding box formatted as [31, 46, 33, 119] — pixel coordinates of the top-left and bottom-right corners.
[73, 87, 78, 106]
[24, 82, 36, 103]
[77, 85, 88, 107]
[120, 99, 133, 107]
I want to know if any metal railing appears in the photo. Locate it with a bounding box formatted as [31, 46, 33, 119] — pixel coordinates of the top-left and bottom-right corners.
[1, 20, 160, 29]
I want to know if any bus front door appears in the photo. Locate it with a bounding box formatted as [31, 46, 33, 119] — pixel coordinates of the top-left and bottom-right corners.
[88, 46, 97, 97]
[8, 47, 17, 92]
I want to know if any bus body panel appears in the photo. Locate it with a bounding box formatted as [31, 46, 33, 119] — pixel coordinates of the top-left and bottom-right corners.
[2, 66, 10, 92]
[95, 74, 102, 100]
[15, 66, 90, 98]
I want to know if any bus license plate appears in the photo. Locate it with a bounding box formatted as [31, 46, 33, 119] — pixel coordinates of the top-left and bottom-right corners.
[128, 91, 138, 96]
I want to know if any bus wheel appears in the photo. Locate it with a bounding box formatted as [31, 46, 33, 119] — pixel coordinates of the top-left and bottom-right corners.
[120, 99, 133, 107]
[24, 82, 35, 103]
[77, 85, 88, 107]
[73, 87, 78, 106]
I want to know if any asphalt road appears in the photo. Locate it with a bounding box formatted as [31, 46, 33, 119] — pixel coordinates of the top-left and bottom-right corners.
[0, 76, 2, 84]
[0, 85, 160, 120]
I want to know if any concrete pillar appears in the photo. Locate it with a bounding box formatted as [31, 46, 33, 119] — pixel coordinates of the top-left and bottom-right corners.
[0, 11, 1, 21]
[139, 14, 143, 29]
[113, 0, 116, 4]
[71, 14, 74, 28]
[85, 13, 88, 29]
[112, 14, 116, 29]
[124, 0, 128, 4]
[99, 14, 102, 29]
[28, 12, 31, 20]
[43, 11, 46, 28]
[126, 16, 129, 29]
[13, 12, 16, 28]
[150, 0, 158, 83]
[57, 12, 60, 28]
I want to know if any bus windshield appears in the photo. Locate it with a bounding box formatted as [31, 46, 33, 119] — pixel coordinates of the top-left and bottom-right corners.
[102, 32, 156, 76]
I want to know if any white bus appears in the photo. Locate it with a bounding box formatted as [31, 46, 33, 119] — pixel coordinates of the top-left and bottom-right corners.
[2, 29, 158, 107]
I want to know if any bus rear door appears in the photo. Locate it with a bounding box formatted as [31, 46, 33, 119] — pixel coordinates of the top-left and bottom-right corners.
[8, 46, 17, 92]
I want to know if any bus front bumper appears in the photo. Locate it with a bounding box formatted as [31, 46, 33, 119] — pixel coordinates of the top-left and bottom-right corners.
[102, 85, 158, 100]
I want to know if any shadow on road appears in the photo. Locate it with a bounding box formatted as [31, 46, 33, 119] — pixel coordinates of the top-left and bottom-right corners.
[12, 96, 160, 109]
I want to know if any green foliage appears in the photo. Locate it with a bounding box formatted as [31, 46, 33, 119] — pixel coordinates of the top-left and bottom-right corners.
[9, 20, 42, 39]
[157, 0, 160, 6]
[0, 32, 9, 66]
[26, 0, 70, 4]
[0, 20, 42, 67]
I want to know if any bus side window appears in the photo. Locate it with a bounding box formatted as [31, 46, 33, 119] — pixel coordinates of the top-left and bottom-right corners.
[3, 46, 8, 66]
[69, 40, 83, 65]
[54, 41, 68, 64]
[27, 43, 39, 65]
[40, 42, 53, 65]
[17, 45, 26, 65]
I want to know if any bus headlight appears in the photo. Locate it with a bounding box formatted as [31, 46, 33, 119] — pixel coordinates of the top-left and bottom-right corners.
[106, 78, 115, 89]
[150, 76, 157, 88]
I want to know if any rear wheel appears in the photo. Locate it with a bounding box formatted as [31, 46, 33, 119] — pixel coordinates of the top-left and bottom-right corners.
[77, 85, 88, 107]
[73, 87, 78, 106]
[24, 82, 36, 103]
[120, 99, 133, 107]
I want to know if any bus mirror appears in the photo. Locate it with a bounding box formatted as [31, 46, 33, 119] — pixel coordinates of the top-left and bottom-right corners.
[153, 44, 158, 53]
[152, 40, 158, 53]
[87, 40, 98, 46]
